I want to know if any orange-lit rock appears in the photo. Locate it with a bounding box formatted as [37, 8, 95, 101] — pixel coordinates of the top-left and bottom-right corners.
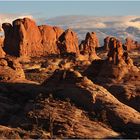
[103, 36, 110, 50]
[79, 32, 100, 60]
[58, 29, 80, 55]
[2, 18, 64, 57]
[107, 37, 124, 65]
[123, 37, 139, 51]
[0, 36, 5, 58]
[0, 57, 25, 82]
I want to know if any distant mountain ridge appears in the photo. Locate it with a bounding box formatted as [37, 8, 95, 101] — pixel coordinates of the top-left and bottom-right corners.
[46, 15, 140, 45]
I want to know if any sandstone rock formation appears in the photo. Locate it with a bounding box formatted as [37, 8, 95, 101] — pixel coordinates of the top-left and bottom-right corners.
[42, 69, 140, 137]
[106, 37, 138, 70]
[0, 125, 21, 139]
[2, 18, 81, 58]
[123, 37, 139, 51]
[84, 37, 140, 114]
[0, 36, 5, 58]
[108, 71, 140, 112]
[107, 37, 124, 65]
[25, 94, 120, 139]
[0, 36, 3, 47]
[0, 82, 120, 139]
[0, 57, 25, 82]
[79, 32, 100, 60]
[103, 36, 110, 50]
[85, 37, 139, 82]
[57, 29, 80, 56]
[1, 17, 140, 139]
[2, 18, 42, 57]
[38, 25, 64, 55]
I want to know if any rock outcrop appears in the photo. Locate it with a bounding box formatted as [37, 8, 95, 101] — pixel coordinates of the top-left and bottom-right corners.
[85, 37, 140, 116]
[42, 69, 140, 137]
[25, 93, 120, 139]
[2, 18, 81, 58]
[0, 36, 5, 58]
[85, 37, 139, 81]
[106, 37, 138, 70]
[0, 82, 120, 139]
[0, 36, 3, 47]
[38, 25, 64, 55]
[2, 18, 42, 57]
[79, 32, 100, 60]
[103, 36, 110, 50]
[123, 37, 139, 51]
[58, 29, 80, 56]
[107, 37, 124, 65]
[0, 57, 25, 82]
[1, 17, 140, 139]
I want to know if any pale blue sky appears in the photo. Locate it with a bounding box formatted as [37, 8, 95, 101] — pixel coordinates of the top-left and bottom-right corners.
[0, 1, 140, 19]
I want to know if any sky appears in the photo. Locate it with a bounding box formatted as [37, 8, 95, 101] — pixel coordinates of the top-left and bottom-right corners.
[0, 1, 140, 19]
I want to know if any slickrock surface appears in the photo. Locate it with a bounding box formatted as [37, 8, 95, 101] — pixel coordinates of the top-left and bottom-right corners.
[85, 37, 139, 82]
[25, 95, 119, 139]
[43, 69, 140, 137]
[0, 90, 119, 139]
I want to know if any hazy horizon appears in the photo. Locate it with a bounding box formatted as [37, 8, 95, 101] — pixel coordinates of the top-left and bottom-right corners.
[0, 1, 140, 19]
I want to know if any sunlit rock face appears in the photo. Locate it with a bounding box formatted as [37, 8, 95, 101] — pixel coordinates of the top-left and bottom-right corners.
[79, 32, 100, 60]
[123, 37, 139, 51]
[58, 29, 80, 56]
[2, 18, 81, 58]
